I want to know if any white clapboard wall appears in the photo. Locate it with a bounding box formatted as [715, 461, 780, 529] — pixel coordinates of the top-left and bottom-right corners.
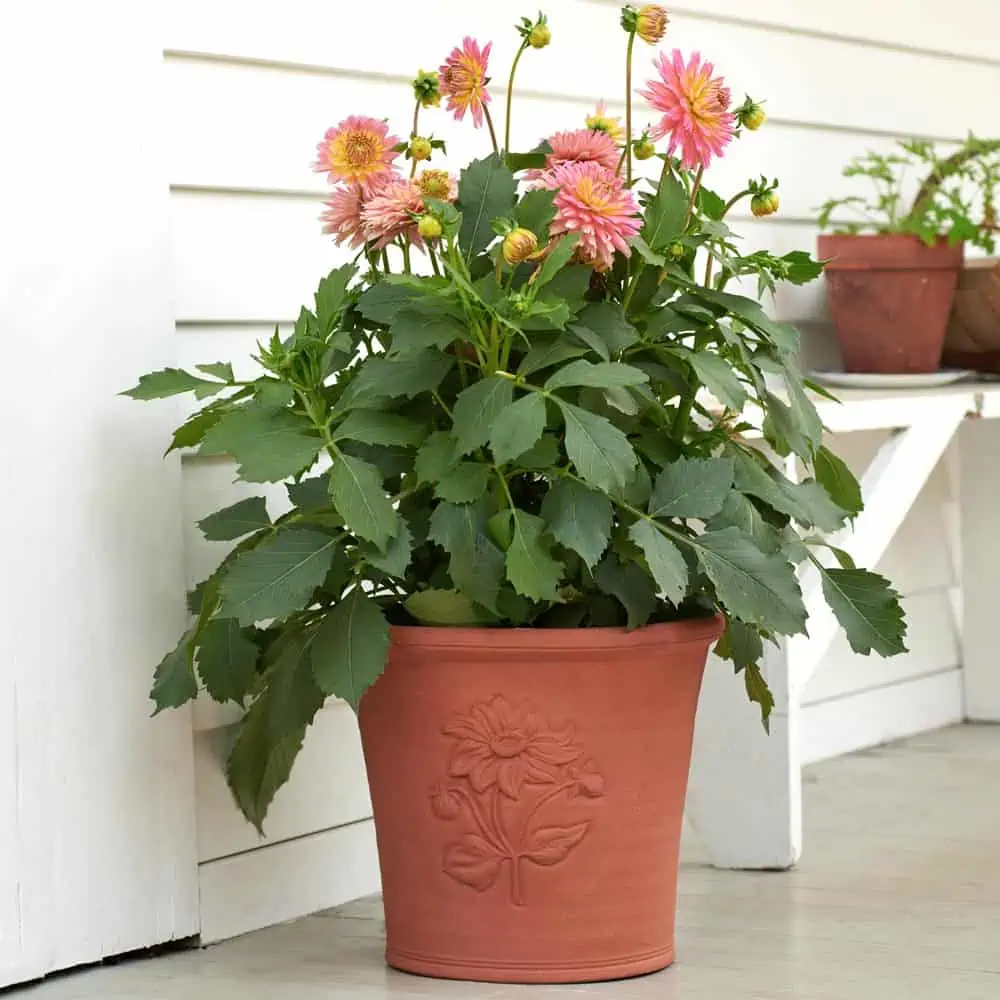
[161, 0, 1000, 940]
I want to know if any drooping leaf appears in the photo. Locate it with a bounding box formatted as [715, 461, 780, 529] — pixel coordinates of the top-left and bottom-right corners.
[594, 553, 656, 628]
[814, 445, 863, 517]
[217, 528, 339, 625]
[709, 492, 783, 555]
[506, 510, 563, 602]
[641, 172, 688, 249]
[557, 400, 638, 494]
[199, 406, 322, 483]
[690, 527, 806, 636]
[311, 588, 390, 708]
[339, 351, 454, 408]
[198, 497, 272, 541]
[649, 456, 734, 519]
[196, 618, 259, 704]
[452, 375, 515, 455]
[333, 410, 426, 448]
[744, 663, 775, 732]
[328, 453, 398, 548]
[819, 567, 908, 657]
[151, 630, 198, 712]
[405, 589, 496, 625]
[434, 461, 491, 503]
[489, 393, 547, 465]
[458, 154, 518, 262]
[716, 618, 765, 670]
[572, 301, 639, 355]
[545, 360, 649, 392]
[629, 520, 688, 605]
[540, 479, 612, 569]
[122, 367, 225, 400]
[429, 501, 505, 613]
[688, 351, 748, 411]
[196, 362, 235, 383]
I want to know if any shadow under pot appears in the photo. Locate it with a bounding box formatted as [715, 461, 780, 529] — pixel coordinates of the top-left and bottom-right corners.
[818, 233, 964, 374]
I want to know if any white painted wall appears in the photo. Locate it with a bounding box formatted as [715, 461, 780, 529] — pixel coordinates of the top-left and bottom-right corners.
[0, 1, 199, 987]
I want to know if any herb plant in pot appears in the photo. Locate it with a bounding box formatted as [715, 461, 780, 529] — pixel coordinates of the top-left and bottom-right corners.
[127, 6, 907, 985]
[818, 137, 1000, 374]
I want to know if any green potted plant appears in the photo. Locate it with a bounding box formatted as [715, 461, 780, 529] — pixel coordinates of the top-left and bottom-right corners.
[126, 5, 907, 985]
[817, 136, 1000, 374]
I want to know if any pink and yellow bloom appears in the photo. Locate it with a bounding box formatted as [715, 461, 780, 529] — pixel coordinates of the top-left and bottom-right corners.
[545, 161, 642, 272]
[319, 183, 367, 248]
[313, 115, 400, 188]
[361, 176, 425, 249]
[585, 100, 625, 142]
[415, 168, 458, 202]
[639, 50, 735, 170]
[527, 128, 621, 184]
[439, 37, 492, 128]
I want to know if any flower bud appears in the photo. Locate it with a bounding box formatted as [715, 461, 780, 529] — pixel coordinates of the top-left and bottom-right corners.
[751, 191, 779, 217]
[737, 97, 767, 131]
[636, 4, 669, 44]
[668, 242, 685, 260]
[529, 20, 551, 48]
[502, 227, 539, 264]
[409, 136, 432, 162]
[417, 214, 443, 240]
[412, 69, 441, 109]
[633, 135, 655, 160]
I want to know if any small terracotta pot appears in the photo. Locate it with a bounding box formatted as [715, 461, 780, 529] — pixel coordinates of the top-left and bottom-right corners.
[358, 617, 723, 984]
[943, 257, 1000, 373]
[818, 233, 963, 374]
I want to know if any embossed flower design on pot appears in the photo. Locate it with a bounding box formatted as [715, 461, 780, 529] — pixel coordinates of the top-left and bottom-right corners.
[432, 695, 604, 905]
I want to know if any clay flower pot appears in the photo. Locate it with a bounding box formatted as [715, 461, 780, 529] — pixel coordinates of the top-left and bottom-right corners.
[358, 617, 723, 985]
[818, 233, 963, 374]
[943, 257, 1000, 373]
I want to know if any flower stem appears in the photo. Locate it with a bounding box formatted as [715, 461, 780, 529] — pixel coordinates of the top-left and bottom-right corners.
[410, 100, 421, 178]
[483, 104, 501, 158]
[703, 190, 749, 287]
[683, 165, 705, 229]
[625, 31, 636, 186]
[504, 40, 529, 156]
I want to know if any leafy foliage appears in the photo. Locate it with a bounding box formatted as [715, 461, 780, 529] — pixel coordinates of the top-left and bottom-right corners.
[125, 47, 909, 831]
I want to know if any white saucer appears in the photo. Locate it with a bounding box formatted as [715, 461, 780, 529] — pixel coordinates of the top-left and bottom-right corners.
[808, 369, 973, 390]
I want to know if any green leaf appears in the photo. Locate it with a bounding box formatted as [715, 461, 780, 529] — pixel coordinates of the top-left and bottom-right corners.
[358, 520, 413, 578]
[405, 589, 495, 625]
[631, 234, 666, 266]
[506, 148, 550, 173]
[198, 497, 272, 541]
[819, 567, 908, 657]
[688, 351, 748, 411]
[697, 187, 727, 221]
[516, 434, 560, 469]
[200, 406, 322, 483]
[650, 457, 734, 518]
[196, 618, 259, 704]
[217, 528, 339, 626]
[716, 618, 765, 670]
[557, 400, 638, 494]
[356, 275, 443, 324]
[540, 479, 612, 569]
[434, 462, 491, 503]
[572, 302, 639, 355]
[458, 154, 518, 262]
[328, 454, 398, 548]
[312, 588, 390, 708]
[387, 311, 468, 357]
[123, 368, 224, 400]
[691, 527, 806, 635]
[489, 393, 546, 465]
[428, 501, 505, 613]
[641, 172, 687, 249]
[167, 404, 229, 453]
[452, 375, 515, 455]
[516, 188, 557, 238]
[545, 360, 649, 392]
[595, 554, 656, 628]
[517, 336, 588, 376]
[696, 289, 800, 354]
[709, 492, 783, 555]
[531, 233, 580, 291]
[629, 521, 688, 605]
[814, 446, 863, 517]
[415, 431, 461, 484]
[744, 663, 775, 732]
[196, 362, 235, 383]
[151, 631, 198, 712]
[507, 511, 563, 602]
[340, 351, 454, 408]
[287, 474, 331, 513]
[333, 410, 425, 448]
[315, 263, 355, 333]
[780, 250, 825, 285]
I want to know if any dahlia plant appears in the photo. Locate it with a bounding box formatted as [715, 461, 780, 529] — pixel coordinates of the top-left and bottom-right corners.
[127, 5, 906, 829]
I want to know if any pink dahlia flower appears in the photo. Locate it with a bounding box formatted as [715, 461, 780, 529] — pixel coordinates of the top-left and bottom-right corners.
[639, 50, 735, 170]
[526, 128, 621, 183]
[546, 161, 641, 272]
[361, 176, 424, 249]
[319, 183, 366, 248]
[415, 168, 458, 202]
[439, 37, 492, 128]
[312, 115, 400, 189]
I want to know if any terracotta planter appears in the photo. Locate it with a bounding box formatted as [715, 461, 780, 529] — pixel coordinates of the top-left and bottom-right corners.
[943, 257, 1000, 373]
[358, 617, 723, 984]
[818, 233, 963, 374]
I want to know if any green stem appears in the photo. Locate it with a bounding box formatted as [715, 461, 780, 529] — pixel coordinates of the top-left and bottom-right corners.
[683, 165, 705, 230]
[504, 41, 529, 156]
[427, 244, 441, 275]
[906, 138, 1000, 226]
[400, 239, 412, 274]
[409, 100, 421, 178]
[624, 31, 636, 187]
[483, 104, 501, 158]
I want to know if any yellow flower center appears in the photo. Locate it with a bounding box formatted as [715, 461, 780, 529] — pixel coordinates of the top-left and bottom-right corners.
[575, 176, 614, 215]
[417, 169, 451, 200]
[444, 56, 485, 105]
[329, 128, 385, 180]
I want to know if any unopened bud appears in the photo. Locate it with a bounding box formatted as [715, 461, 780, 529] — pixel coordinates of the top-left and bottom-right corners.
[668, 242, 685, 260]
[417, 214, 443, 240]
[636, 4, 669, 44]
[633, 136, 655, 160]
[412, 69, 441, 109]
[738, 98, 767, 131]
[751, 191, 779, 218]
[409, 136, 432, 162]
[529, 21, 551, 48]
[502, 227, 539, 264]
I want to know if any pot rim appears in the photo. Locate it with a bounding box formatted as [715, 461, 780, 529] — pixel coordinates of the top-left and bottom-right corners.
[389, 614, 725, 651]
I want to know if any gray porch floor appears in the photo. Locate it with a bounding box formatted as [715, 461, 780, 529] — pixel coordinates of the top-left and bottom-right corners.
[21, 725, 1000, 999]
